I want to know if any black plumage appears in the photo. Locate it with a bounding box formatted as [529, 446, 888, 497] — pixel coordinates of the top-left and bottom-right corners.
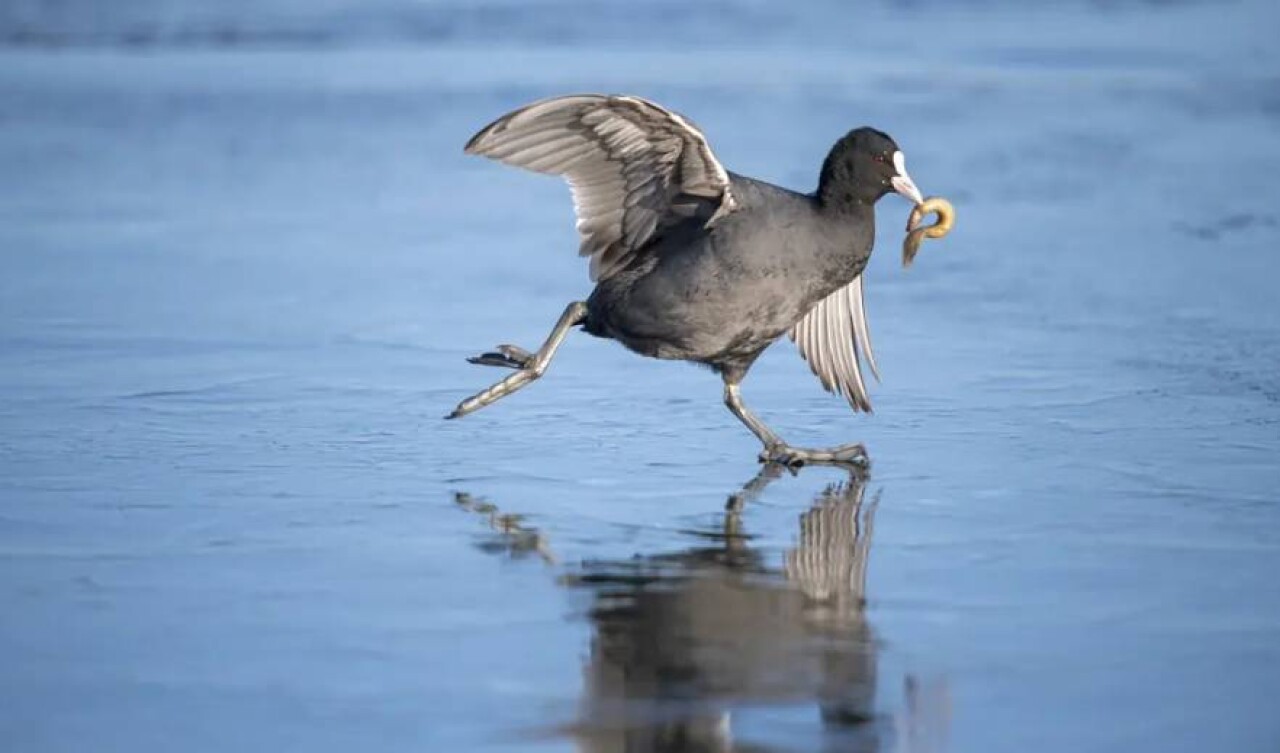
[448, 94, 929, 467]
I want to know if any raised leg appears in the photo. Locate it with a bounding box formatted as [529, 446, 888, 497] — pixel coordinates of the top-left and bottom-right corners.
[723, 378, 870, 469]
[446, 301, 587, 419]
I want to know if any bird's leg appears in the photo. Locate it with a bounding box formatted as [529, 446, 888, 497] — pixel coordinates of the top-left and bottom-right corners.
[447, 301, 587, 419]
[723, 381, 783, 447]
[722, 380, 870, 469]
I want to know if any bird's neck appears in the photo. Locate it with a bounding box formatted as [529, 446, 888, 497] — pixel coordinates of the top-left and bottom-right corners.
[808, 195, 876, 280]
[815, 189, 877, 228]
[816, 167, 884, 213]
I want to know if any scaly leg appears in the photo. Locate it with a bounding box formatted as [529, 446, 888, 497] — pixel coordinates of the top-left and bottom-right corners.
[723, 381, 783, 447]
[446, 301, 587, 419]
[723, 379, 870, 469]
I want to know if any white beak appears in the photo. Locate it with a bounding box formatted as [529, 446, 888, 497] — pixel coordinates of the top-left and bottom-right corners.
[889, 151, 923, 206]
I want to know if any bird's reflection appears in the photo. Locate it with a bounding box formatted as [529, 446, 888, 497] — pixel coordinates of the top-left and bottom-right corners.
[454, 465, 948, 753]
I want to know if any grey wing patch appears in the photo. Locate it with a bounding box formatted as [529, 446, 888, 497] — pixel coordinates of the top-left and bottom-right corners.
[789, 275, 881, 413]
[464, 94, 738, 281]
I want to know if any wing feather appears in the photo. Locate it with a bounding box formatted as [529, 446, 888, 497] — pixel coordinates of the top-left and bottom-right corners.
[789, 275, 881, 413]
[465, 94, 737, 281]
[848, 275, 880, 382]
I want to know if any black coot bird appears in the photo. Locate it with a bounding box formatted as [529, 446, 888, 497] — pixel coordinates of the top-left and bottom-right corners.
[447, 94, 929, 466]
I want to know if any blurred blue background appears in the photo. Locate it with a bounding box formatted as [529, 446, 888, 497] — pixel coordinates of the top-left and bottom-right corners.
[2, 1, 1279, 751]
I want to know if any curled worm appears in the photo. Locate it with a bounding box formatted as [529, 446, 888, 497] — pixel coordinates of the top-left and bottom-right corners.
[903, 196, 955, 268]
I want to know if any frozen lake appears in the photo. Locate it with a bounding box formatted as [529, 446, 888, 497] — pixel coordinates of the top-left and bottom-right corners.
[2, 1, 1279, 751]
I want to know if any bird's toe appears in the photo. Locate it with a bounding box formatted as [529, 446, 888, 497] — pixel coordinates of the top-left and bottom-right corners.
[758, 442, 870, 470]
[496, 344, 533, 362]
[830, 443, 870, 463]
[466, 345, 532, 370]
[758, 444, 806, 470]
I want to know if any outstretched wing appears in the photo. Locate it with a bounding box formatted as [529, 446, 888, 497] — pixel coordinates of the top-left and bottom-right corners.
[789, 275, 882, 413]
[464, 94, 738, 281]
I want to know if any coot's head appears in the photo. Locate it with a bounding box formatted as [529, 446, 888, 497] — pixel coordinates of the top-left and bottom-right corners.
[818, 127, 923, 208]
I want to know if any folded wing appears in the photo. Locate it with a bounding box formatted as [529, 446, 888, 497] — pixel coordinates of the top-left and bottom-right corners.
[789, 275, 882, 413]
[464, 94, 737, 281]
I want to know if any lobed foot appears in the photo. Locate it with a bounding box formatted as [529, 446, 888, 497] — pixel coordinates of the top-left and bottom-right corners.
[446, 363, 535, 420]
[466, 344, 533, 370]
[444, 399, 476, 420]
[758, 442, 870, 470]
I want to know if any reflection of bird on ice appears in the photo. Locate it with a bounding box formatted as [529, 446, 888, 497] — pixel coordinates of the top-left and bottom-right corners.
[456, 468, 951, 752]
[569, 467, 884, 750]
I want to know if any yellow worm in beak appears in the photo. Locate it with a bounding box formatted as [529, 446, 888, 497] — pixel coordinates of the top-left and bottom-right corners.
[903, 196, 955, 268]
